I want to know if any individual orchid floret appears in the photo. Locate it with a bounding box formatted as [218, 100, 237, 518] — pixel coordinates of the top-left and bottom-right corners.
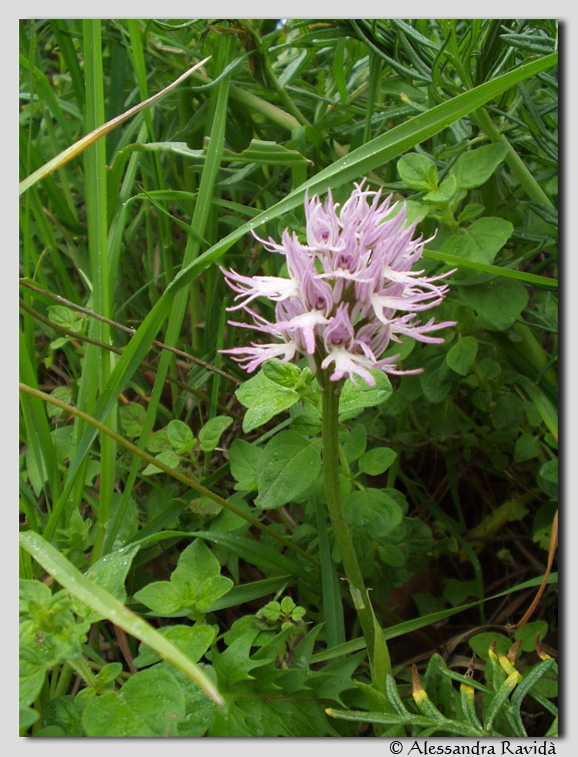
[221, 181, 456, 386]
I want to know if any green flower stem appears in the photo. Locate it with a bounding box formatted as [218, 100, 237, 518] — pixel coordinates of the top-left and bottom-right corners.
[69, 656, 97, 689]
[53, 662, 75, 699]
[319, 372, 376, 662]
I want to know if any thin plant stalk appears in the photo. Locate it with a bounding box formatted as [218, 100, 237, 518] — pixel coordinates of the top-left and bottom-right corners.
[319, 371, 377, 664]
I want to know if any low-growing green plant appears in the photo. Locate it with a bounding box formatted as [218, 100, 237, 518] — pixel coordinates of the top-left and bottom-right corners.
[20, 19, 558, 737]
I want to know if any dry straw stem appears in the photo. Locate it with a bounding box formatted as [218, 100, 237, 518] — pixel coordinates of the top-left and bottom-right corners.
[19, 56, 211, 196]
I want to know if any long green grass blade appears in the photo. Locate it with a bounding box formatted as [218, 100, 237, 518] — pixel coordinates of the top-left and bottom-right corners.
[82, 20, 115, 562]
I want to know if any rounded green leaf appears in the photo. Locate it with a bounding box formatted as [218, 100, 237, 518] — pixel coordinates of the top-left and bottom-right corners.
[198, 415, 234, 452]
[236, 371, 300, 433]
[446, 336, 478, 376]
[344, 489, 404, 542]
[491, 394, 524, 431]
[420, 360, 452, 404]
[134, 624, 217, 668]
[167, 419, 195, 454]
[451, 143, 509, 189]
[142, 449, 181, 476]
[358, 447, 397, 476]
[397, 153, 438, 192]
[460, 279, 529, 331]
[229, 439, 263, 492]
[82, 668, 186, 737]
[256, 431, 321, 510]
[339, 370, 392, 421]
[442, 217, 513, 264]
[514, 434, 540, 463]
[119, 402, 146, 438]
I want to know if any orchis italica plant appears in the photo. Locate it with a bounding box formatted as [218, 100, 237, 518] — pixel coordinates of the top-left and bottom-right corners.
[221, 182, 455, 678]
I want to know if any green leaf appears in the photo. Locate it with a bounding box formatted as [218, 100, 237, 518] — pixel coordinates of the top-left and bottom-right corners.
[198, 415, 233, 452]
[82, 668, 186, 737]
[420, 360, 452, 404]
[491, 394, 524, 431]
[172, 540, 222, 589]
[461, 279, 529, 331]
[20, 586, 91, 682]
[79, 543, 140, 621]
[19, 704, 40, 732]
[358, 447, 398, 476]
[19, 578, 52, 613]
[342, 424, 367, 463]
[344, 489, 404, 542]
[458, 203, 486, 224]
[397, 153, 438, 192]
[134, 624, 217, 668]
[256, 431, 321, 510]
[514, 434, 540, 463]
[167, 419, 196, 455]
[446, 336, 478, 376]
[537, 459, 558, 499]
[262, 359, 303, 388]
[47, 305, 84, 332]
[188, 495, 223, 517]
[236, 371, 300, 433]
[95, 663, 124, 689]
[46, 387, 73, 420]
[442, 217, 513, 264]
[135, 540, 233, 617]
[451, 143, 509, 189]
[20, 644, 51, 707]
[155, 663, 217, 737]
[514, 621, 549, 653]
[119, 402, 146, 438]
[208, 494, 252, 533]
[41, 696, 84, 737]
[229, 439, 263, 492]
[211, 621, 267, 690]
[198, 575, 235, 612]
[443, 579, 479, 608]
[424, 175, 457, 203]
[145, 427, 171, 454]
[141, 449, 181, 475]
[133, 581, 184, 615]
[339, 371, 392, 421]
[468, 632, 511, 661]
[379, 543, 406, 568]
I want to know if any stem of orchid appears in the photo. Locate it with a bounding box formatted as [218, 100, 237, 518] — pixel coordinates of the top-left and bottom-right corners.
[319, 371, 377, 665]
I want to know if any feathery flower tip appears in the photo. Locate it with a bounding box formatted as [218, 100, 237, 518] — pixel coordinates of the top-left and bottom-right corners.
[221, 182, 456, 386]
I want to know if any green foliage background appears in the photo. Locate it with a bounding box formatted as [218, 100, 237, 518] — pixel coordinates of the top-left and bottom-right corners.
[19, 19, 558, 737]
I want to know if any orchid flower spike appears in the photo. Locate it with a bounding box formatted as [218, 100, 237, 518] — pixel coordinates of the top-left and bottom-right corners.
[221, 182, 456, 387]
